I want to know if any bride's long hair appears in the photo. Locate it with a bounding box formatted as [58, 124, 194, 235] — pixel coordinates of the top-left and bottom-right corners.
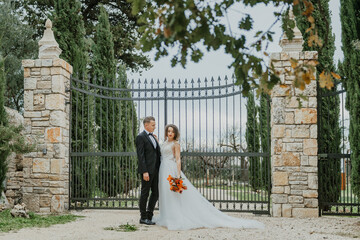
[164, 124, 180, 141]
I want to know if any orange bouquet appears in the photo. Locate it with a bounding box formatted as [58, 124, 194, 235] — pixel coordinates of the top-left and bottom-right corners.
[167, 175, 187, 194]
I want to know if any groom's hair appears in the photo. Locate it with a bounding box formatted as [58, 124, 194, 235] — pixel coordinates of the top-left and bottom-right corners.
[143, 116, 155, 125]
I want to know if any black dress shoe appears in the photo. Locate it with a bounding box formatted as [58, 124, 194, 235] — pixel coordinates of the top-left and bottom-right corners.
[139, 218, 155, 225]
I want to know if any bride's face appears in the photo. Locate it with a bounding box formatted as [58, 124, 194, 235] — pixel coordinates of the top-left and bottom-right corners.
[167, 127, 175, 141]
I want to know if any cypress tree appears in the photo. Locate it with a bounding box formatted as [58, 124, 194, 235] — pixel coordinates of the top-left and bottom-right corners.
[296, 0, 341, 208]
[259, 93, 271, 191]
[340, 0, 360, 199]
[91, 6, 120, 197]
[246, 91, 261, 191]
[52, 0, 93, 200]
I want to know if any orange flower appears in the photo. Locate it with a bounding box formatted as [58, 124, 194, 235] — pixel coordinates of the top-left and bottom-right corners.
[167, 175, 187, 194]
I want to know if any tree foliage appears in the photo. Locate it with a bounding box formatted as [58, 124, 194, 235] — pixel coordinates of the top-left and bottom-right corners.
[245, 91, 261, 191]
[340, 0, 360, 199]
[128, 0, 337, 95]
[16, 0, 151, 71]
[259, 93, 271, 190]
[0, 0, 37, 111]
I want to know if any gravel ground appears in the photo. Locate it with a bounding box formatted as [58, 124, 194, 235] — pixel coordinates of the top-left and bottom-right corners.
[0, 210, 359, 240]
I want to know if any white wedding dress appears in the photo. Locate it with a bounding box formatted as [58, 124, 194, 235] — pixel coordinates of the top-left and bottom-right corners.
[153, 140, 265, 230]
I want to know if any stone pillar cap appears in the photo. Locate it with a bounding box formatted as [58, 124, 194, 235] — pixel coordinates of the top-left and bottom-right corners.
[38, 19, 62, 59]
[279, 10, 304, 52]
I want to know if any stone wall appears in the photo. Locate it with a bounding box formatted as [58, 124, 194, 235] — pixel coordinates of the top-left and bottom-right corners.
[20, 19, 72, 213]
[270, 12, 319, 218]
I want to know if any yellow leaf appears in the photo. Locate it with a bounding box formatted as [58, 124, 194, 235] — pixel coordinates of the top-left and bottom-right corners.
[293, 0, 299, 5]
[280, 84, 288, 88]
[290, 58, 298, 69]
[302, 73, 311, 84]
[263, 52, 269, 56]
[319, 71, 334, 90]
[307, 16, 315, 24]
[164, 27, 172, 38]
[331, 72, 341, 80]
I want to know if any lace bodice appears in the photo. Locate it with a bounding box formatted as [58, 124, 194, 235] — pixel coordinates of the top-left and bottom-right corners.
[160, 140, 176, 162]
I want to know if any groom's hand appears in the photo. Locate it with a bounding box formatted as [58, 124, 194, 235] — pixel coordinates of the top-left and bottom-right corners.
[143, 172, 150, 181]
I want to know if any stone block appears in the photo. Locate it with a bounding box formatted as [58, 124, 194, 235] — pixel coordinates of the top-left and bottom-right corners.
[52, 75, 66, 93]
[51, 67, 62, 75]
[41, 68, 51, 75]
[34, 94, 45, 105]
[273, 172, 288, 186]
[272, 84, 291, 97]
[273, 139, 283, 154]
[42, 110, 50, 117]
[273, 125, 285, 138]
[53, 58, 66, 68]
[272, 203, 282, 217]
[22, 59, 35, 68]
[45, 127, 62, 143]
[282, 204, 292, 217]
[303, 190, 318, 198]
[54, 144, 66, 158]
[50, 111, 67, 127]
[308, 174, 318, 189]
[24, 91, 34, 111]
[45, 94, 65, 110]
[308, 156, 317, 166]
[24, 111, 42, 118]
[289, 196, 303, 203]
[272, 186, 284, 194]
[40, 207, 51, 213]
[292, 208, 318, 218]
[24, 78, 37, 90]
[310, 125, 317, 138]
[292, 126, 310, 138]
[285, 142, 302, 152]
[51, 159, 64, 174]
[35, 59, 42, 67]
[37, 81, 51, 89]
[33, 158, 50, 173]
[285, 112, 294, 124]
[42, 59, 53, 67]
[272, 194, 288, 204]
[24, 68, 31, 78]
[23, 193, 40, 212]
[281, 52, 290, 61]
[282, 152, 300, 166]
[301, 156, 309, 166]
[51, 195, 65, 213]
[294, 108, 317, 124]
[309, 97, 317, 107]
[304, 139, 317, 155]
[32, 121, 49, 127]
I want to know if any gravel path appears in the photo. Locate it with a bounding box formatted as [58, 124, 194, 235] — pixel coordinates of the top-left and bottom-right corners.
[0, 210, 359, 240]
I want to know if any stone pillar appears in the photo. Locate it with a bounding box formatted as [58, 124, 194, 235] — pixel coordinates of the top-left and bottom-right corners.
[270, 13, 318, 218]
[21, 19, 72, 213]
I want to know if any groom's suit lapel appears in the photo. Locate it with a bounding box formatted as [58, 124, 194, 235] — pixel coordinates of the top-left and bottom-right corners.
[142, 130, 157, 150]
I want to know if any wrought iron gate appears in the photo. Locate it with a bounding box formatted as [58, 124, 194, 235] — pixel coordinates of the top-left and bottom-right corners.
[318, 81, 360, 216]
[69, 75, 271, 214]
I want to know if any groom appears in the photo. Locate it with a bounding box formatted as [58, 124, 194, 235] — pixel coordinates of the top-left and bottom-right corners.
[135, 116, 161, 225]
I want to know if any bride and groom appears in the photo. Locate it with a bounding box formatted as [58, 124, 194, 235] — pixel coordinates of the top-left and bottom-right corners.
[135, 116, 264, 230]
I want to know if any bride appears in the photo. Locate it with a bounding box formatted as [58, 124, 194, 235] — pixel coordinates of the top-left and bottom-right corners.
[153, 124, 264, 230]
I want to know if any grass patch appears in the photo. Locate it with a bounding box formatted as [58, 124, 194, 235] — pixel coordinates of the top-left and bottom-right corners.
[0, 210, 83, 232]
[104, 223, 138, 232]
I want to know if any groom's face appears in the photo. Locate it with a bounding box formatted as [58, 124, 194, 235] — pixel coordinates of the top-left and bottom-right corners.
[145, 120, 156, 133]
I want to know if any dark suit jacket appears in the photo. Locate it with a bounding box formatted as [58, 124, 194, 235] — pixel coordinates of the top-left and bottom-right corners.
[135, 131, 161, 174]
